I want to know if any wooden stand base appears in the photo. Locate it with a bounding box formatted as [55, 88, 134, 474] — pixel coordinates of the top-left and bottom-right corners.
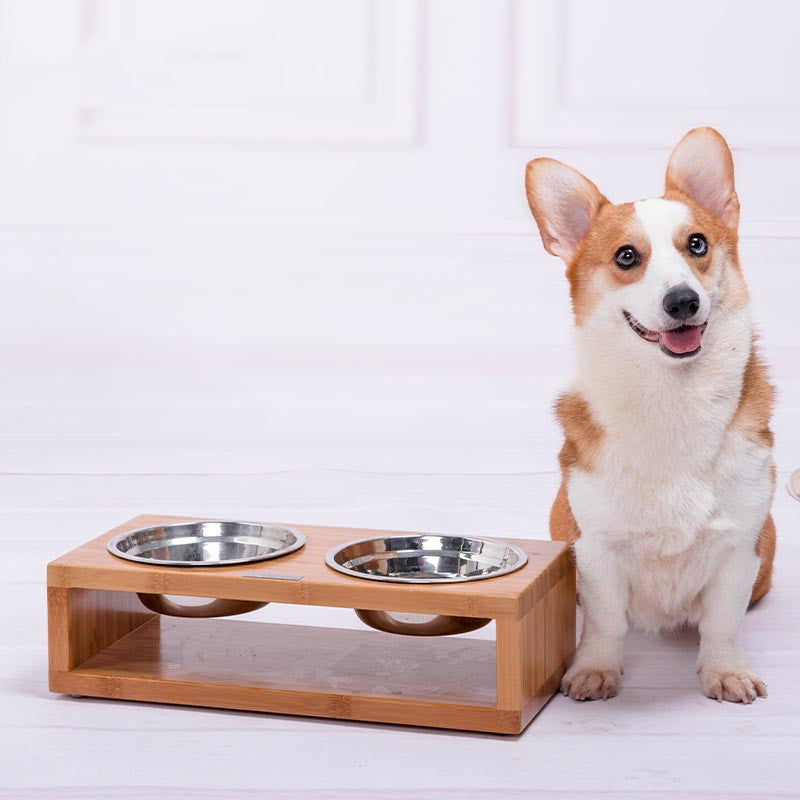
[48, 515, 576, 734]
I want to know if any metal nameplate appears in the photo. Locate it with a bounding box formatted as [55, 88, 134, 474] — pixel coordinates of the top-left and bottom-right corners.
[241, 572, 304, 581]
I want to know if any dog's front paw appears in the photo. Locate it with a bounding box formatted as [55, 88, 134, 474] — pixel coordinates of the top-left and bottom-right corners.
[700, 668, 767, 704]
[561, 667, 621, 701]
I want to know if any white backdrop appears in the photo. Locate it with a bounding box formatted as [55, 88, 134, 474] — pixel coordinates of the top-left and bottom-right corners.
[4, 5, 800, 795]
[3, 0, 798, 479]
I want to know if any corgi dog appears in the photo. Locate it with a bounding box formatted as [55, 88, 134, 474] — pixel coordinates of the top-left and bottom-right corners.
[525, 127, 775, 704]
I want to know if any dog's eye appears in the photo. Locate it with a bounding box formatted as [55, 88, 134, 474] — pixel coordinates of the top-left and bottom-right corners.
[688, 233, 708, 256]
[614, 245, 640, 270]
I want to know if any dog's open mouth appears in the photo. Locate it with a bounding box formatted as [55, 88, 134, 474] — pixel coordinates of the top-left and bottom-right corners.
[623, 311, 708, 359]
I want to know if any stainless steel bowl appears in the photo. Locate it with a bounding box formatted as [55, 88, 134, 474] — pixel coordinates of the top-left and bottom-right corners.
[326, 534, 528, 635]
[326, 534, 528, 584]
[108, 520, 305, 567]
[107, 520, 305, 618]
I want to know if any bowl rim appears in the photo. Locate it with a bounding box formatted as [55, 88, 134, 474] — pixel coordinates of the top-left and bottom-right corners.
[324, 533, 529, 584]
[106, 519, 306, 567]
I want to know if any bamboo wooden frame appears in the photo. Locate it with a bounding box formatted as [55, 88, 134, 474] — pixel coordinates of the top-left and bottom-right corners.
[48, 514, 576, 734]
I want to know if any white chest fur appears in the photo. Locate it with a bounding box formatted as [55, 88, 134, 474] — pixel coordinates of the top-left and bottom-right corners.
[566, 304, 773, 631]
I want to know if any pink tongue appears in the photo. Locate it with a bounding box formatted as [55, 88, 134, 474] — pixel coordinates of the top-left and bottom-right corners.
[660, 326, 702, 354]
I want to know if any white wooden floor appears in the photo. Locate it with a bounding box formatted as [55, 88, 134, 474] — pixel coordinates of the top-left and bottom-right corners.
[3, 453, 800, 795]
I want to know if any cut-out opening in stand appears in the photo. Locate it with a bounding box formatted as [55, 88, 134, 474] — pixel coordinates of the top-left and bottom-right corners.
[71, 593, 499, 708]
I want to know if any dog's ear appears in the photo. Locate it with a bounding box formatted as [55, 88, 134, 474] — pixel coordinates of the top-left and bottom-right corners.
[666, 127, 739, 229]
[525, 158, 607, 263]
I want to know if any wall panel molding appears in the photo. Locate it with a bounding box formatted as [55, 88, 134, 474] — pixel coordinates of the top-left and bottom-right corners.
[0, 213, 794, 242]
[511, 0, 800, 149]
[75, 0, 421, 145]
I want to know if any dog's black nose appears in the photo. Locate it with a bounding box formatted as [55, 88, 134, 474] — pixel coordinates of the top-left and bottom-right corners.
[663, 285, 700, 320]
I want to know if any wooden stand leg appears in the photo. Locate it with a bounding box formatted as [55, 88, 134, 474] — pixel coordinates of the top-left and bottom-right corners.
[48, 587, 155, 690]
[495, 567, 577, 732]
[496, 618, 525, 711]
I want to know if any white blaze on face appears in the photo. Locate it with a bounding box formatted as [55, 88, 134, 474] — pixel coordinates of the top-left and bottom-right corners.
[619, 198, 710, 332]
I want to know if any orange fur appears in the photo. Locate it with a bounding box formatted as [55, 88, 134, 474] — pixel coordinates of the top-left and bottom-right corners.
[524, 158, 606, 264]
[550, 480, 581, 545]
[555, 392, 605, 472]
[732, 346, 776, 450]
[751, 514, 776, 606]
[550, 393, 602, 561]
[734, 345, 777, 605]
[663, 188, 750, 306]
[567, 203, 648, 324]
[665, 127, 740, 230]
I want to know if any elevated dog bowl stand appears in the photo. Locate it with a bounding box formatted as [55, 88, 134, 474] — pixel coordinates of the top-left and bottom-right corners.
[47, 514, 576, 734]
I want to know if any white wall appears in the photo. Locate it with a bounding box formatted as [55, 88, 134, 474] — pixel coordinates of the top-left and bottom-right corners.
[3, 0, 799, 478]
